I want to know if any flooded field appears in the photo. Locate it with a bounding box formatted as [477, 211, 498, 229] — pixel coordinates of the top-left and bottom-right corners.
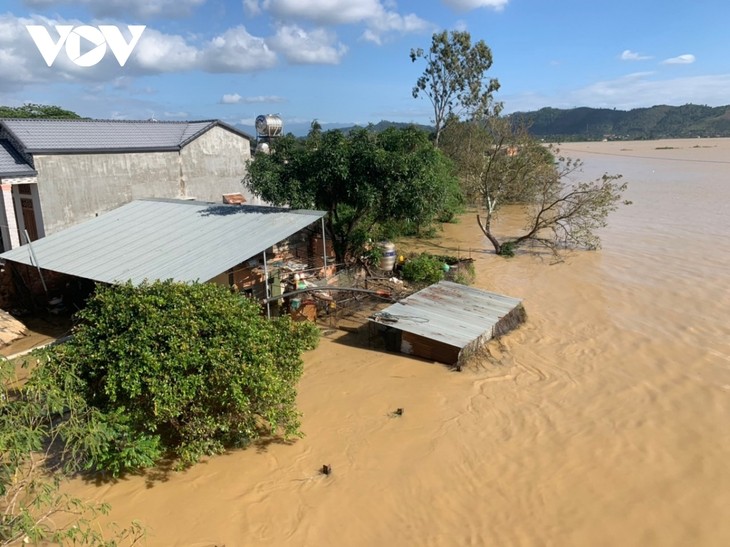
[67, 139, 730, 546]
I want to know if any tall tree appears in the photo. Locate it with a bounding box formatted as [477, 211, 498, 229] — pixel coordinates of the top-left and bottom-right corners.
[410, 31, 500, 146]
[244, 125, 462, 263]
[440, 116, 630, 256]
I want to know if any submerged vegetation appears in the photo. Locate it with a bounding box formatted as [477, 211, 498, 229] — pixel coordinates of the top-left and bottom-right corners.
[1, 281, 319, 542]
[412, 31, 630, 257]
[244, 124, 463, 264]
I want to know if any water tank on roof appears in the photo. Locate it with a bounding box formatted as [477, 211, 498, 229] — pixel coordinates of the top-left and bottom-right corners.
[255, 114, 283, 138]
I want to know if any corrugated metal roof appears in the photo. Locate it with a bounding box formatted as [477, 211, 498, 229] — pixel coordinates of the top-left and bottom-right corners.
[370, 281, 522, 349]
[0, 119, 252, 154]
[0, 139, 36, 177]
[0, 199, 325, 285]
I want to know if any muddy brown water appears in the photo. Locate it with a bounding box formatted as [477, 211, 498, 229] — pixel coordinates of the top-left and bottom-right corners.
[66, 139, 730, 546]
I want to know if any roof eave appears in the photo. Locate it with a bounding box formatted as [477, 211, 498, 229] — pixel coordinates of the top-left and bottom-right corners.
[0, 169, 38, 178]
[26, 146, 182, 155]
[178, 120, 254, 148]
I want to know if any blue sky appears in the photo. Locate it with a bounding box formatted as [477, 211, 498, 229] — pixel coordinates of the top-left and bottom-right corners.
[1, 0, 727, 135]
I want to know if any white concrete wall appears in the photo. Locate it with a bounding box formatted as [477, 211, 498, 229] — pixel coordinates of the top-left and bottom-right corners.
[180, 125, 259, 204]
[34, 151, 180, 235]
[33, 126, 253, 236]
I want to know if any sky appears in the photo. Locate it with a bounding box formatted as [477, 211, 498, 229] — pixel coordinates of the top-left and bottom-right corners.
[1, 0, 728, 135]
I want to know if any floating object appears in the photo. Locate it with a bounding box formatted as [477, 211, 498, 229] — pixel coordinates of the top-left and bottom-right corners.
[321, 464, 332, 476]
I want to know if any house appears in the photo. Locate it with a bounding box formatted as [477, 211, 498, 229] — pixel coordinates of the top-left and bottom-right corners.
[369, 281, 525, 368]
[0, 118, 257, 252]
[0, 198, 332, 312]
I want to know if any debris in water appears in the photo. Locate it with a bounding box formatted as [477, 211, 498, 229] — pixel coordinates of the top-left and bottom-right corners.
[389, 407, 404, 418]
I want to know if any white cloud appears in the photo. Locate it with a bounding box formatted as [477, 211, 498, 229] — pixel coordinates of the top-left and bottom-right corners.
[263, 0, 382, 24]
[503, 72, 730, 113]
[267, 25, 347, 64]
[363, 10, 432, 44]
[262, 0, 431, 44]
[133, 28, 200, 72]
[163, 110, 189, 117]
[620, 50, 652, 61]
[222, 93, 244, 104]
[442, 0, 509, 11]
[221, 94, 286, 104]
[0, 12, 282, 91]
[242, 0, 262, 16]
[23, 0, 206, 19]
[199, 26, 278, 72]
[453, 19, 469, 32]
[663, 54, 695, 65]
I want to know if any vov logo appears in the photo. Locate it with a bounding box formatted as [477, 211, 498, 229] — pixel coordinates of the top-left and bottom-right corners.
[26, 25, 146, 68]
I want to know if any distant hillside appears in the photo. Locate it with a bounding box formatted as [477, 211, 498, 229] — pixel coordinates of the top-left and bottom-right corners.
[510, 104, 730, 141]
[0, 103, 81, 119]
[338, 120, 434, 135]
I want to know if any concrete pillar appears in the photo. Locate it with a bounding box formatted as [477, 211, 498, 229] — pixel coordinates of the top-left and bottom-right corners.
[0, 184, 20, 249]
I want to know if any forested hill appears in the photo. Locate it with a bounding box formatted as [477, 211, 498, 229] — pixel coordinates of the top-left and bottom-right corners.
[510, 104, 730, 141]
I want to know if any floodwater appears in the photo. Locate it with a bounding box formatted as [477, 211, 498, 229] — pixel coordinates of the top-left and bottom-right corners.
[67, 139, 730, 546]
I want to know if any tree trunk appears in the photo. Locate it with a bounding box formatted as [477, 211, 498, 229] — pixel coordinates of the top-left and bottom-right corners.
[476, 213, 501, 254]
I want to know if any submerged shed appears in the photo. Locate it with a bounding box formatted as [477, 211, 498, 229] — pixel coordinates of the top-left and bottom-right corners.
[369, 281, 525, 368]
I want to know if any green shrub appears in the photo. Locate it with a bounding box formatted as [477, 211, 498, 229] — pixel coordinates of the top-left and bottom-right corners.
[37, 280, 319, 473]
[402, 253, 446, 285]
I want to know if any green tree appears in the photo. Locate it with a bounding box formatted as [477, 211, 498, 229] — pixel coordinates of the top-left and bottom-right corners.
[37, 281, 319, 471]
[244, 125, 462, 263]
[440, 116, 629, 256]
[411, 31, 501, 146]
[0, 103, 81, 119]
[1, 358, 144, 545]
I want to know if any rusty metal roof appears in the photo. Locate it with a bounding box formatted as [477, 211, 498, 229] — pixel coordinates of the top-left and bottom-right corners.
[370, 281, 522, 349]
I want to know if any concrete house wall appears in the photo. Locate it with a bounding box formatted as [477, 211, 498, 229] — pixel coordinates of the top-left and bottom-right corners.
[181, 125, 260, 205]
[34, 151, 180, 235]
[0, 121, 262, 250]
[31, 125, 254, 236]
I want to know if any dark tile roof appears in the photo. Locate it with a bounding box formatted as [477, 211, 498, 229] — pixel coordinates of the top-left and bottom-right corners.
[0, 119, 252, 154]
[0, 139, 36, 177]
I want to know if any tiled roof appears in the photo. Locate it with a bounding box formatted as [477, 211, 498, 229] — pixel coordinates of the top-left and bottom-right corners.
[0, 119, 252, 154]
[0, 199, 325, 285]
[0, 139, 36, 177]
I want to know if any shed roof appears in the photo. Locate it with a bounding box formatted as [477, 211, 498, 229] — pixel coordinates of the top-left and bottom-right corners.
[0, 119, 252, 154]
[370, 281, 523, 349]
[0, 139, 36, 177]
[0, 199, 325, 285]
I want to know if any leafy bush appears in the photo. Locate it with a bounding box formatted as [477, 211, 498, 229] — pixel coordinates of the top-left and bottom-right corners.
[402, 254, 446, 285]
[1, 358, 145, 545]
[37, 281, 319, 472]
